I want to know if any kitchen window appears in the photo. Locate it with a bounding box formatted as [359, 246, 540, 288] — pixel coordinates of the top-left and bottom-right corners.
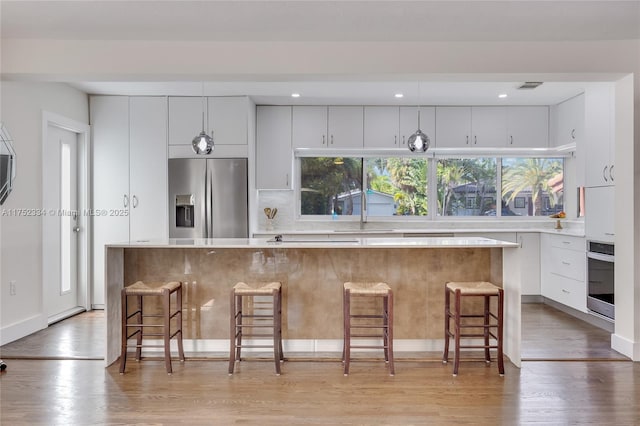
[298, 155, 564, 219]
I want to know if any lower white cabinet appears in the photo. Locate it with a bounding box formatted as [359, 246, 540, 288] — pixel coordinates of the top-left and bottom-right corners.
[540, 234, 587, 312]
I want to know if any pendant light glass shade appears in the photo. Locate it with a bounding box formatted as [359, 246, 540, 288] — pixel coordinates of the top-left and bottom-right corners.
[408, 103, 430, 152]
[408, 128, 430, 152]
[192, 82, 214, 155]
[192, 131, 213, 154]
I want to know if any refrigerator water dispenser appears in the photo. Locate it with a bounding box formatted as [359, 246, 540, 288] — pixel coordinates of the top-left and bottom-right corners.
[176, 194, 195, 228]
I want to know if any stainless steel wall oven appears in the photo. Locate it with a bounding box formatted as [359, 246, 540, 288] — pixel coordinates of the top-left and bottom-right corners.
[587, 241, 614, 320]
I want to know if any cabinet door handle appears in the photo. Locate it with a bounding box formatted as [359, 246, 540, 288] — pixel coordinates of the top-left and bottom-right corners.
[605, 232, 615, 236]
[123, 194, 129, 208]
[571, 129, 576, 139]
[322, 135, 326, 145]
[561, 261, 571, 266]
[509, 135, 513, 145]
[402, 135, 406, 145]
[474, 135, 477, 145]
[330, 135, 334, 145]
[603, 165, 608, 182]
[466, 135, 469, 145]
[562, 241, 571, 244]
[562, 289, 570, 294]
[609, 165, 614, 182]
[394, 135, 397, 145]
[132, 195, 139, 208]
[286, 173, 289, 187]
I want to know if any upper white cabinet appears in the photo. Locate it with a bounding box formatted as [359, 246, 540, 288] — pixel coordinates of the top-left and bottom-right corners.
[169, 96, 248, 146]
[472, 107, 507, 147]
[293, 106, 363, 148]
[207, 97, 248, 145]
[435, 107, 472, 147]
[364, 106, 436, 148]
[553, 93, 584, 147]
[364, 106, 401, 148]
[328, 106, 364, 148]
[90, 95, 168, 305]
[584, 84, 615, 187]
[256, 106, 292, 189]
[507, 106, 549, 148]
[436, 106, 549, 148]
[292, 106, 328, 148]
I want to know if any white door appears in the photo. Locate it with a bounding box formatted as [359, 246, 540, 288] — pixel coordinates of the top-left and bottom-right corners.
[44, 125, 80, 319]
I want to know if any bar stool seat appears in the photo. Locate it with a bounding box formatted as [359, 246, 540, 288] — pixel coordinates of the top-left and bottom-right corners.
[443, 281, 504, 376]
[229, 281, 284, 375]
[120, 281, 185, 375]
[343, 281, 394, 376]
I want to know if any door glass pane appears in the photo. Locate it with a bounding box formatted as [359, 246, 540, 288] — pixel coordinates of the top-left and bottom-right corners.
[61, 143, 71, 293]
[300, 157, 362, 216]
[501, 158, 564, 216]
[365, 158, 428, 216]
[437, 158, 497, 216]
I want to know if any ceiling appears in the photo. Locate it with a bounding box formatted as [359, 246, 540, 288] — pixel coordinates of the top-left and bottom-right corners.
[3, 1, 638, 105]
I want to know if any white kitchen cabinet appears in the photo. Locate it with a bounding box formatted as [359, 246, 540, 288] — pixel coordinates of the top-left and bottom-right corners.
[471, 106, 507, 147]
[364, 106, 400, 148]
[584, 84, 615, 187]
[91, 96, 168, 306]
[256, 106, 293, 189]
[129, 97, 168, 242]
[552, 93, 584, 147]
[91, 96, 130, 306]
[437, 106, 549, 148]
[435, 107, 472, 148]
[169, 96, 248, 146]
[293, 106, 363, 148]
[292, 106, 328, 148]
[168, 96, 204, 146]
[364, 106, 436, 149]
[507, 106, 549, 148]
[585, 186, 615, 243]
[540, 233, 587, 312]
[400, 106, 436, 149]
[327, 106, 364, 148]
[207, 97, 248, 145]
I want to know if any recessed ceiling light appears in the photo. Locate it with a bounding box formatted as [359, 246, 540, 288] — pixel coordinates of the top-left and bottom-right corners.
[394, 93, 404, 98]
[498, 93, 508, 99]
[291, 93, 301, 98]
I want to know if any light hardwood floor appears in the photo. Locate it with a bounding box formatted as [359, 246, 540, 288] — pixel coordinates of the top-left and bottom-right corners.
[1, 304, 637, 425]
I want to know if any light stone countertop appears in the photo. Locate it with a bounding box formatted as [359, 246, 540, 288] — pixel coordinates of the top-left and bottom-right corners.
[107, 236, 520, 249]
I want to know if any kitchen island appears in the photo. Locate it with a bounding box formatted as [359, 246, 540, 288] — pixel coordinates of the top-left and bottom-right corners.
[104, 237, 522, 367]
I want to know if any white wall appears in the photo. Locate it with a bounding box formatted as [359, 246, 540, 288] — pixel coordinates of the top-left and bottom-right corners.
[0, 81, 88, 344]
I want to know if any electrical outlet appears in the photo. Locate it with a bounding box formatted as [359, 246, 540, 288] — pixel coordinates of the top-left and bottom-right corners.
[9, 280, 16, 296]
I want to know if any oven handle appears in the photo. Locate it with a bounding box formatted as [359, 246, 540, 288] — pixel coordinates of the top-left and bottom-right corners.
[587, 252, 615, 263]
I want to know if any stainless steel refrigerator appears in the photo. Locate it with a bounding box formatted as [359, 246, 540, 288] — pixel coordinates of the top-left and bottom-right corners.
[169, 158, 248, 238]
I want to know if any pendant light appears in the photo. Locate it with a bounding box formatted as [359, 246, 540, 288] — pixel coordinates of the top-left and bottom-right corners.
[192, 82, 214, 154]
[408, 82, 430, 153]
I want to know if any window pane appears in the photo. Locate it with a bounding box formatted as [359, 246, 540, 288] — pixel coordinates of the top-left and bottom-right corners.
[365, 158, 428, 216]
[501, 158, 564, 217]
[300, 157, 362, 216]
[437, 158, 497, 216]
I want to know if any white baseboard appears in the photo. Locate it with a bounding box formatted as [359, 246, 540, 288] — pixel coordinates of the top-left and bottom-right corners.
[0, 314, 47, 346]
[611, 333, 636, 360]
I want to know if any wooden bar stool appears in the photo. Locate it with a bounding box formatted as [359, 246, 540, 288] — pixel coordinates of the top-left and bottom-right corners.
[343, 282, 394, 376]
[119, 281, 185, 375]
[443, 281, 504, 376]
[229, 282, 284, 375]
